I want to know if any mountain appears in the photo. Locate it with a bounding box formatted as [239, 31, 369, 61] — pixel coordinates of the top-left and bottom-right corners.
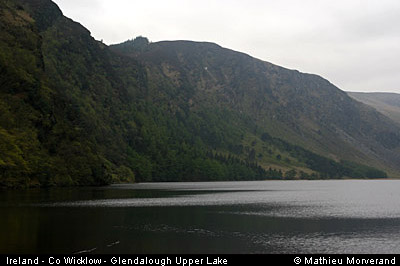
[348, 92, 400, 126]
[0, 0, 399, 188]
[111, 39, 400, 176]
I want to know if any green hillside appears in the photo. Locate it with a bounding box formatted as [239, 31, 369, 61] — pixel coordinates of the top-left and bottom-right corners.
[0, 0, 398, 188]
[112, 39, 400, 176]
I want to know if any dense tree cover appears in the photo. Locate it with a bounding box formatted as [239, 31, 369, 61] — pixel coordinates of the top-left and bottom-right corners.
[0, 0, 393, 188]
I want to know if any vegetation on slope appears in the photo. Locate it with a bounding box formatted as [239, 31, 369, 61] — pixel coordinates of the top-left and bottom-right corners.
[0, 0, 395, 188]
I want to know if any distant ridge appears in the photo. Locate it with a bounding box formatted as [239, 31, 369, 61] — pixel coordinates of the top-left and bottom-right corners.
[348, 92, 400, 126]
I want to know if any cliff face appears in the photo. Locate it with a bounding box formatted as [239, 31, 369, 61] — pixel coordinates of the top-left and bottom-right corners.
[0, 0, 398, 188]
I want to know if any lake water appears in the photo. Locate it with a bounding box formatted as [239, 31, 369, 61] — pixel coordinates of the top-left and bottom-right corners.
[1, 180, 400, 254]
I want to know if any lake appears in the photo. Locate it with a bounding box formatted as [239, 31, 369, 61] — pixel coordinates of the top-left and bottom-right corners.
[1, 180, 400, 254]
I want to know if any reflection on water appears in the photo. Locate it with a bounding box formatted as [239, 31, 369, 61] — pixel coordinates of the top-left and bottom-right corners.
[1, 180, 400, 253]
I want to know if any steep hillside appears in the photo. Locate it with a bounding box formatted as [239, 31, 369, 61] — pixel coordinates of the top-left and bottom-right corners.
[348, 92, 400, 126]
[0, 0, 136, 187]
[0, 0, 398, 188]
[111, 39, 400, 176]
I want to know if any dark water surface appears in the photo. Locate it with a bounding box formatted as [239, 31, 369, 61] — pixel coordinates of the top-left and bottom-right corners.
[1, 180, 400, 254]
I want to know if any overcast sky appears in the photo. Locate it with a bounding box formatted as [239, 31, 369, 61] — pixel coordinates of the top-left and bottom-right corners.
[52, 0, 400, 93]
